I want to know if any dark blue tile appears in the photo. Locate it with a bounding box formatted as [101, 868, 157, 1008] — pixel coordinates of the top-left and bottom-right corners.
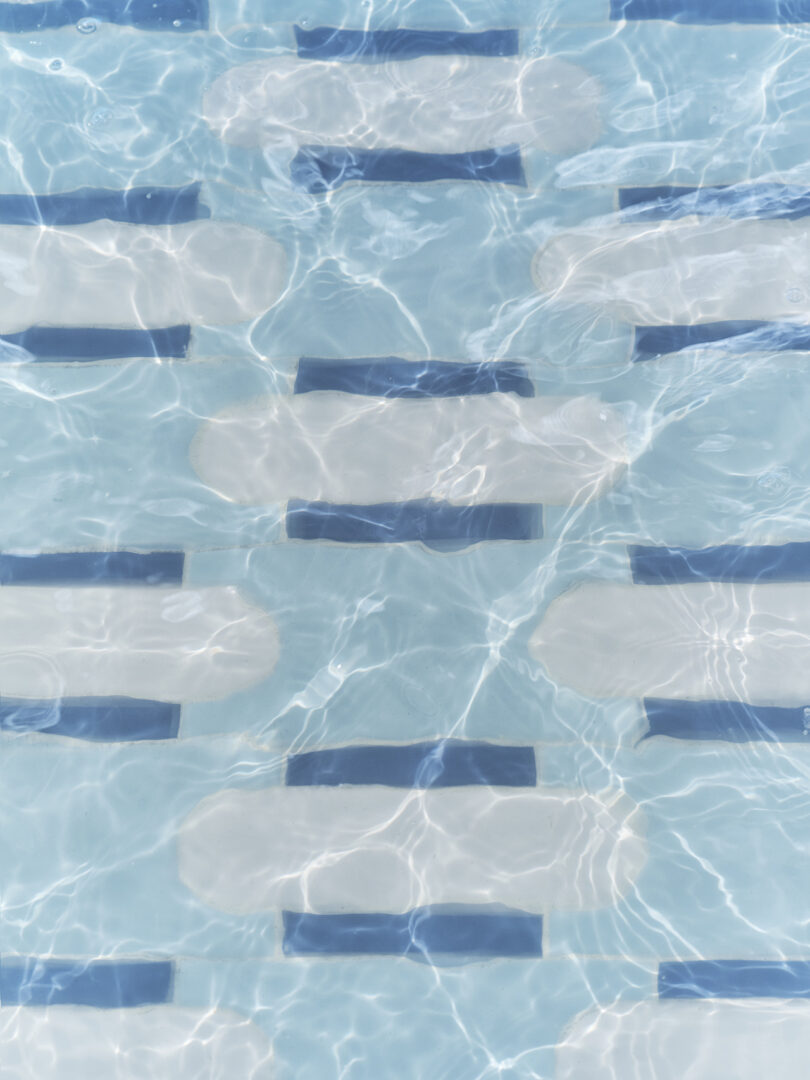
[286, 500, 542, 550]
[294, 358, 534, 398]
[291, 146, 526, 193]
[0, 184, 205, 226]
[283, 908, 543, 960]
[294, 26, 520, 61]
[0, 551, 184, 585]
[630, 542, 810, 584]
[611, 0, 810, 22]
[0, 325, 191, 361]
[644, 699, 810, 743]
[0, 958, 173, 1007]
[659, 960, 810, 998]
[0, 0, 207, 31]
[286, 740, 537, 788]
[620, 184, 810, 220]
[0, 698, 181, 742]
[633, 321, 810, 360]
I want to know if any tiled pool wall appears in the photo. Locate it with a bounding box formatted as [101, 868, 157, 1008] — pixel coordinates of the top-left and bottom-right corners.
[2, 2, 810, 1078]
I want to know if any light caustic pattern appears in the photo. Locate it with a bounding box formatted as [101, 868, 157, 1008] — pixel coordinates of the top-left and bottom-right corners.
[0, 1007, 274, 1080]
[532, 582, 810, 705]
[178, 785, 645, 915]
[191, 393, 628, 506]
[0, 586, 279, 701]
[5, 5, 810, 1080]
[0, 222, 286, 331]
[203, 54, 603, 155]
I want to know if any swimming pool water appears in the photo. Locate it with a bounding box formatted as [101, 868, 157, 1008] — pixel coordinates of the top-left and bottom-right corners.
[2, 1, 810, 1078]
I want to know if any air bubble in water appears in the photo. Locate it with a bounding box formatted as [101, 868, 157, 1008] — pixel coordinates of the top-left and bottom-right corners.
[48, 59, 63, 71]
[757, 466, 792, 493]
[77, 17, 97, 32]
[86, 107, 114, 127]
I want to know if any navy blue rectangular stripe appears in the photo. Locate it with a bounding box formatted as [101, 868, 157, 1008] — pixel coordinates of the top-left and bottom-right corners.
[633, 321, 810, 360]
[286, 500, 542, 549]
[283, 908, 543, 959]
[0, 325, 191, 361]
[0, 184, 204, 226]
[0, 0, 208, 31]
[644, 698, 810, 743]
[0, 551, 184, 585]
[286, 741, 537, 788]
[294, 26, 520, 61]
[611, 0, 810, 21]
[294, 358, 535, 398]
[630, 542, 810, 584]
[659, 960, 810, 998]
[620, 184, 810, 221]
[0, 698, 181, 742]
[0, 958, 173, 1007]
[291, 146, 526, 193]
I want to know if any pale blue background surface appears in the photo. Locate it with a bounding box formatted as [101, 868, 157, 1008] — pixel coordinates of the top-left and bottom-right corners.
[1, 5, 808, 1078]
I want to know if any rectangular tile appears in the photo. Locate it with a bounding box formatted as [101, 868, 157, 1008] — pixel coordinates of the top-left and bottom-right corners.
[659, 960, 810, 998]
[294, 358, 535, 398]
[294, 26, 520, 61]
[620, 184, 810, 221]
[286, 740, 538, 787]
[283, 909, 544, 959]
[611, 0, 810, 23]
[285, 500, 543, 547]
[633, 321, 810, 360]
[0, 698, 181, 741]
[0, 0, 208, 32]
[0, 325, 191, 361]
[291, 146, 526, 193]
[0, 551, 184, 586]
[0, 184, 204, 226]
[0, 958, 173, 1007]
[630, 543, 810, 584]
[644, 698, 810, 743]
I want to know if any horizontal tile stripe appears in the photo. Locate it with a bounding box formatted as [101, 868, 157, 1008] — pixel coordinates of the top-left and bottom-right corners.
[611, 0, 810, 22]
[294, 358, 535, 398]
[659, 960, 810, 998]
[286, 500, 543, 548]
[633, 321, 810, 360]
[0, 184, 204, 226]
[0, 551, 184, 586]
[0, 958, 173, 1007]
[620, 184, 810, 221]
[0, 698, 181, 741]
[630, 543, 810, 584]
[0, 325, 191, 361]
[0, 0, 208, 31]
[291, 145, 526, 193]
[294, 26, 520, 61]
[286, 741, 538, 788]
[644, 698, 810, 743]
[283, 908, 543, 959]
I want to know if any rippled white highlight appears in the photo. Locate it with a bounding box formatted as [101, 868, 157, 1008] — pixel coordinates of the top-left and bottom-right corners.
[178, 785, 645, 914]
[533, 219, 810, 324]
[0, 221, 286, 331]
[0, 1006, 273, 1079]
[204, 55, 602, 155]
[532, 582, 810, 705]
[191, 393, 627, 506]
[0, 585, 278, 701]
[556, 999, 810, 1080]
